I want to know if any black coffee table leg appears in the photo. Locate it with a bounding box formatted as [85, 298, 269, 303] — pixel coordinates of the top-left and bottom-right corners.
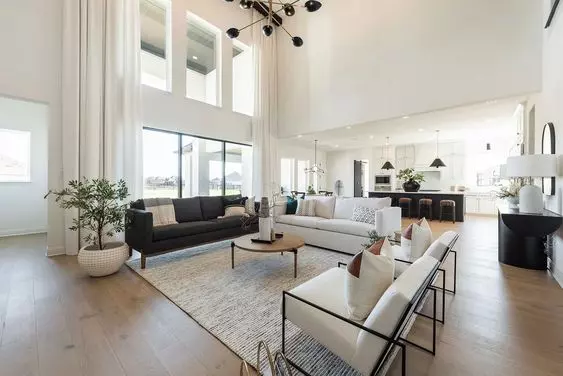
[293, 249, 298, 278]
[231, 242, 235, 269]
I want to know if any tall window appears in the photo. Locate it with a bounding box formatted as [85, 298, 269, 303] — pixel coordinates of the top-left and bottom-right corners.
[226, 143, 253, 196]
[186, 13, 220, 106]
[296, 160, 309, 192]
[232, 41, 254, 116]
[143, 128, 252, 198]
[143, 129, 178, 198]
[140, 0, 170, 91]
[280, 158, 294, 194]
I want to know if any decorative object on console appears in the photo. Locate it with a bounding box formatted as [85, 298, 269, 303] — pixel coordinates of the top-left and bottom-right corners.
[397, 167, 425, 192]
[541, 122, 556, 195]
[506, 155, 558, 214]
[495, 178, 524, 209]
[380, 136, 395, 170]
[225, 0, 322, 47]
[345, 238, 394, 321]
[306, 185, 316, 194]
[429, 130, 446, 168]
[304, 139, 325, 177]
[45, 178, 130, 277]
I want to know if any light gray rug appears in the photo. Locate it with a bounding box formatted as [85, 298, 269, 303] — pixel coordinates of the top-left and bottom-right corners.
[126, 240, 394, 375]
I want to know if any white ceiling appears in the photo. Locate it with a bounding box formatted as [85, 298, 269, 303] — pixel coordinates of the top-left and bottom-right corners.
[285, 97, 525, 151]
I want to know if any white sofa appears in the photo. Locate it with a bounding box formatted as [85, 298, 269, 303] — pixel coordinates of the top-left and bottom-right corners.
[283, 255, 439, 375]
[274, 197, 402, 255]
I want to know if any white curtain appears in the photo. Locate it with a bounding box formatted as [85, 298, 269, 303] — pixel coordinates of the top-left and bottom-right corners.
[62, 0, 143, 253]
[251, 13, 279, 200]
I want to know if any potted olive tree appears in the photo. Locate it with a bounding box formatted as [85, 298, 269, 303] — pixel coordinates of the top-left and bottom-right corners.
[397, 168, 425, 192]
[45, 178, 130, 277]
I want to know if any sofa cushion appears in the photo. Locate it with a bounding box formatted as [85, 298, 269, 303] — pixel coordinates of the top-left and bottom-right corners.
[315, 219, 373, 238]
[152, 221, 217, 241]
[345, 238, 395, 321]
[173, 197, 203, 222]
[222, 194, 244, 206]
[334, 197, 392, 219]
[401, 218, 432, 260]
[200, 196, 225, 220]
[130, 199, 145, 210]
[306, 196, 336, 219]
[352, 255, 439, 375]
[276, 215, 324, 228]
[209, 216, 247, 230]
[296, 199, 316, 216]
[286, 267, 360, 365]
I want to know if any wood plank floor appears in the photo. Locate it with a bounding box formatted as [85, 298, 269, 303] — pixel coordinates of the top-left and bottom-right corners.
[0, 215, 562, 376]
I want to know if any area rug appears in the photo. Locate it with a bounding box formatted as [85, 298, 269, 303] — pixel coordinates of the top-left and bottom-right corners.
[126, 240, 396, 375]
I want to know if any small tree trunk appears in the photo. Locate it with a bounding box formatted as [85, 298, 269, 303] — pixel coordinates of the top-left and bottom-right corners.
[97, 227, 104, 250]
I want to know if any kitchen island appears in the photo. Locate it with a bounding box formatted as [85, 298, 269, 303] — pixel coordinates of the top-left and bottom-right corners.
[369, 191, 465, 221]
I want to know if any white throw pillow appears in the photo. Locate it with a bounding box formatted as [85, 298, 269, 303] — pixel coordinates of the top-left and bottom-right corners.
[296, 199, 316, 216]
[345, 238, 395, 321]
[245, 196, 256, 215]
[350, 205, 377, 225]
[221, 205, 249, 218]
[400, 218, 432, 260]
[306, 196, 336, 219]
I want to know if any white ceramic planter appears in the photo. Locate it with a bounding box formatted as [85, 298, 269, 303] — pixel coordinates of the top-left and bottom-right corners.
[77, 241, 129, 277]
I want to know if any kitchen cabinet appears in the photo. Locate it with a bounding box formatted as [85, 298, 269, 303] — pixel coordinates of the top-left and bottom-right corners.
[465, 192, 497, 215]
[395, 145, 415, 170]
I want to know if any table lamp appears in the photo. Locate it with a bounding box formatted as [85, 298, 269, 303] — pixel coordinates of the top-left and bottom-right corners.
[506, 155, 557, 213]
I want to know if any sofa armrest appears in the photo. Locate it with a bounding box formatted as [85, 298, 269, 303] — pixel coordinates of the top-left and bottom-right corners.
[375, 207, 401, 236]
[125, 208, 153, 250]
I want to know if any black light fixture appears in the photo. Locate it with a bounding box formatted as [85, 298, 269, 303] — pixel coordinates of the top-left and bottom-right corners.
[429, 130, 446, 168]
[225, 0, 321, 47]
[486, 142, 491, 151]
[381, 137, 395, 170]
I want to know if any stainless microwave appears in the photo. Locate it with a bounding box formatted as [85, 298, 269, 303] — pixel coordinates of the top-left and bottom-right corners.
[375, 175, 391, 185]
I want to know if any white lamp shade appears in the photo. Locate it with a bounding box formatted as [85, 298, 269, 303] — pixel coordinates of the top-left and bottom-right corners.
[506, 155, 557, 177]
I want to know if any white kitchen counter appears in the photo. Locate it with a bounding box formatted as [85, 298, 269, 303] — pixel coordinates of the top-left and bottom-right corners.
[370, 190, 466, 196]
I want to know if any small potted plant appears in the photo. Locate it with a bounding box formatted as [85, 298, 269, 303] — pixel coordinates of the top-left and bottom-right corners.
[306, 185, 317, 195]
[45, 178, 130, 277]
[496, 178, 523, 208]
[397, 168, 425, 192]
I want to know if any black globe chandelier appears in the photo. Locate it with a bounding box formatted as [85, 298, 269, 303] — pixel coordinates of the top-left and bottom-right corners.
[224, 0, 322, 47]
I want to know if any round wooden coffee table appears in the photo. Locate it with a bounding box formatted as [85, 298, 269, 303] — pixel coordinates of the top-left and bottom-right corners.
[231, 234, 305, 278]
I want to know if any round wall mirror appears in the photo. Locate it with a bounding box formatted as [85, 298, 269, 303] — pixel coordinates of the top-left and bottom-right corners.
[542, 122, 555, 195]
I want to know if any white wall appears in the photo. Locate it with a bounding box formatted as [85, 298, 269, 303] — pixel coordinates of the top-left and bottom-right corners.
[142, 0, 254, 144]
[0, 0, 64, 254]
[529, 1, 563, 286]
[0, 97, 48, 236]
[277, 0, 543, 137]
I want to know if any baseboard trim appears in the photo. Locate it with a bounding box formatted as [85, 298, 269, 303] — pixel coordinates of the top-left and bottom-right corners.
[0, 229, 47, 238]
[551, 266, 563, 288]
[47, 246, 66, 257]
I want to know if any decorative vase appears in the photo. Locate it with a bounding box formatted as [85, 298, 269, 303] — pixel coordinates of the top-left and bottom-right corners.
[259, 217, 273, 241]
[77, 241, 129, 277]
[403, 180, 421, 192]
[505, 196, 519, 209]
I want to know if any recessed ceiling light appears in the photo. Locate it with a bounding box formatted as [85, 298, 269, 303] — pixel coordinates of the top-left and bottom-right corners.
[335, 145, 339, 148]
[486, 100, 497, 104]
[193, 55, 198, 60]
[346, 126, 352, 129]
[418, 128, 424, 132]
[297, 134, 303, 138]
[402, 116, 410, 119]
[369, 135, 374, 139]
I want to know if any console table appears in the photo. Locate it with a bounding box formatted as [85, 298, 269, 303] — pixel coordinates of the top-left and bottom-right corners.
[498, 204, 562, 270]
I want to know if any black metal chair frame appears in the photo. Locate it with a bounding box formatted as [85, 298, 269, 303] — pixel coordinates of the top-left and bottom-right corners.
[282, 263, 440, 376]
[418, 199, 433, 220]
[281, 233, 460, 376]
[439, 202, 456, 223]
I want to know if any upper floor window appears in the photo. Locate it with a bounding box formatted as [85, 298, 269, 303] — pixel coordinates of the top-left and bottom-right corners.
[185, 13, 221, 106]
[232, 41, 254, 116]
[140, 0, 171, 91]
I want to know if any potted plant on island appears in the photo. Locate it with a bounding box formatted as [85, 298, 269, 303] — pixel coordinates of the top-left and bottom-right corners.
[45, 178, 130, 277]
[397, 168, 425, 192]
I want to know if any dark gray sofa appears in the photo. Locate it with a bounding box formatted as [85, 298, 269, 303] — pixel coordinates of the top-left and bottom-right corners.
[125, 195, 258, 268]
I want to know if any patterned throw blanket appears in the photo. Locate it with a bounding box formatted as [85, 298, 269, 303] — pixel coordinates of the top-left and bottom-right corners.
[143, 198, 178, 227]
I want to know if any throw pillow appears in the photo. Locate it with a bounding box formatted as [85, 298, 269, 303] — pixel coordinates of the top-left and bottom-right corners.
[296, 199, 316, 216]
[222, 195, 245, 207]
[350, 205, 377, 225]
[345, 238, 395, 321]
[308, 196, 336, 219]
[245, 196, 256, 215]
[221, 205, 249, 218]
[286, 196, 298, 215]
[400, 218, 432, 260]
[143, 198, 178, 227]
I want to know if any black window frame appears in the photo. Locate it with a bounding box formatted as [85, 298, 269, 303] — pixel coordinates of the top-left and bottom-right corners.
[143, 126, 252, 198]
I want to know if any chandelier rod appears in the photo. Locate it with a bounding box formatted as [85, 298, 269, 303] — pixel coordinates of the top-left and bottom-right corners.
[243, 0, 300, 33]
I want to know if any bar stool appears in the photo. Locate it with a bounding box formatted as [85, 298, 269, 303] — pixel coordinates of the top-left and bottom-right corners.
[440, 199, 456, 223]
[418, 198, 433, 220]
[398, 197, 413, 218]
